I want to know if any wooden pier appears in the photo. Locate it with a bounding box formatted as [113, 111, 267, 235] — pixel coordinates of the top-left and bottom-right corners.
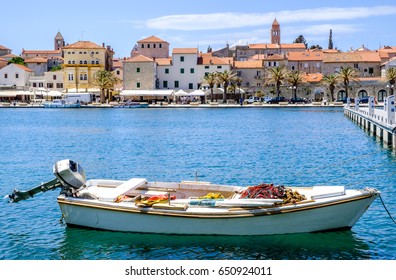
[344, 96, 396, 149]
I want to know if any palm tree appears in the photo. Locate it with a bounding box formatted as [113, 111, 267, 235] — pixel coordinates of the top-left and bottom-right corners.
[235, 76, 243, 102]
[203, 72, 218, 102]
[286, 70, 304, 101]
[336, 66, 359, 99]
[216, 70, 237, 103]
[92, 70, 121, 104]
[322, 74, 339, 102]
[384, 67, 396, 96]
[266, 66, 288, 98]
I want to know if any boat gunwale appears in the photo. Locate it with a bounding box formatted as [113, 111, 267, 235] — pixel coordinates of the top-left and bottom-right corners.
[57, 191, 377, 219]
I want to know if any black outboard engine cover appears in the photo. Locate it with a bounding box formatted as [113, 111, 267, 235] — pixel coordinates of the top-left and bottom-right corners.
[53, 159, 86, 192]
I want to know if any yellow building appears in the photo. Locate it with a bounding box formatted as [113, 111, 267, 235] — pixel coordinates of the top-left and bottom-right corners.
[62, 41, 114, 93]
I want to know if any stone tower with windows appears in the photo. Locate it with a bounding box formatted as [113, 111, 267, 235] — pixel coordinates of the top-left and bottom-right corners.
[271, 18, 280, 44]
[54, 31, 65, 50]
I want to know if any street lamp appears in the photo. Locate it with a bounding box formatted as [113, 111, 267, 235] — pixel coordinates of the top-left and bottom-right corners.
[289, 86, 297, 100]
[387, 84, 394, 96]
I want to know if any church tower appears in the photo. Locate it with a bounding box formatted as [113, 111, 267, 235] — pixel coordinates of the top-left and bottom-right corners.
[271, 18, 281, 44]
[54, 31, 65, 50]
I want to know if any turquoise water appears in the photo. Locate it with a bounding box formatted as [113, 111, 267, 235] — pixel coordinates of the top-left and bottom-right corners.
[0, 107, 395, 260]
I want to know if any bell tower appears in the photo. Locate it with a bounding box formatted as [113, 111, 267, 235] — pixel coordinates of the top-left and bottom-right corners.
[54, 31, 65, 50]
[271, 18, 280, 44]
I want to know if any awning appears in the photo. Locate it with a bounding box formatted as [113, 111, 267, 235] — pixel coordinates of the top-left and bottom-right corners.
[0, 90, 31, 97]
[120, 89, 174, 96]
[189, 89, 206, 96]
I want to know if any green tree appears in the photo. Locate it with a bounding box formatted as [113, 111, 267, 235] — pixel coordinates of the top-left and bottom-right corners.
[92, 70, 121, 104]
[384, 67, 396, 96]
[266, 66, 288, 98]
[294, 35, 308, 49]
[203, 72, 218, 102]
[7, 57, 26, 66]
[216, 70, 237, 103]
[336, 66, 360, 99]
[287, 70, 305, 101]
[50, 65, 63, 72]
[322, 74, 339, 102]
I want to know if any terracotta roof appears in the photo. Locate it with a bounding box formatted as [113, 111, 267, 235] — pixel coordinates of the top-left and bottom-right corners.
[379, 46, 396, 59]
[287, 51, 323, 61]
[124, 54, 154, 63]
[199, 53, 231, 65]
[233, 60, 263, 68]
[0, 45, 11, 50]
[25, 57, 48, 63]
[249, 43, 306, 50]
[155, 57, 172, 66]
[1, 54, 17, 58]
[22, 50, 61, 55]
[137, 35, 168, 44]
[55, 31, 64, 39]
[13, 64, 34, 72]
[323, 51, 381, 63]
[62, 41, 104, 49]
[272, 18, 280, 27]
[172, 48, 198, 54]
[303, 73, 323, 83]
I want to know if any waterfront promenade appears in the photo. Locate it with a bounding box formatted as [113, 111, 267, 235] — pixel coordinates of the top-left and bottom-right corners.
[0, 101, 344, 109]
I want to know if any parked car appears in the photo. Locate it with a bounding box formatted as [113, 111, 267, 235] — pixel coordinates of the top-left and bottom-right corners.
[336, 97, 355, 104]
[289, 97, 308, 104]
[245, 96, 262, 103]
[267, 96, 287, 104]
[358, 97, 369, 103]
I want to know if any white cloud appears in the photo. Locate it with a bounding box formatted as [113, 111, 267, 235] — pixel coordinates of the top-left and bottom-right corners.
[144, 6, 396, 31]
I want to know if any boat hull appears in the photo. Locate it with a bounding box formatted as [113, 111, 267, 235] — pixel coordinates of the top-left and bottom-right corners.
[58, 193, 377, 235]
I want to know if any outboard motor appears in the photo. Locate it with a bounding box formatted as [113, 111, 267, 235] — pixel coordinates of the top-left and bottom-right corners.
[53, 159, 86, 194]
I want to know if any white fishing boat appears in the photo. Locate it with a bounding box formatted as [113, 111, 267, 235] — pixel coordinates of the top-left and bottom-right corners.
[7, 159, 380, 235]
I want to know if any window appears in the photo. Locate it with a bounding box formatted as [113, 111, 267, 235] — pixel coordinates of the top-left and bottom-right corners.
[190, 68, 194, 74]
[165, 68, 169, 74]
[159, 43, 162, 48]
[39, 83, 43, 87]
[137, 67, 140, 73]
[53, 75, 57, 80]
[304, 63, 308, 68]
[205, 72, 209, 77]
[180, 56, 184, 62]
[174, 81, 179, 88]
[274, 62, 277, 66]
[84, 74, 87, 80]
[47, 83, 53, 88]
[291, 66, 295, 70]
[354, 63, 359, 69]
[180, 68, 184, 74]
[95, 61, 99, 65]
[217, 66, 222, 69]
[237, 71, 242, 76]
[141, 44, 144, 48]
[15, 73, 19, 79]
[163, 81, 168, 88]
[268, 62, 272, 67]
[147, 44, 150, 48]
[137, 82, 141, 88]
[79, 60, 83, 64]
[153, 44, 156, 48]
[205, 66, 209, 69]
[189, 83, 193, 89]
[369, 68, 374, 74]
[32, 82, 37, 87]
[56, 83, 63, 88]
[68, 73, 73, 81]
[79, 51, 82, 54]
[116, 70, 120, 75]
[84, 61, 87, 64]
[68, 61, 71, 64]
[91, 61, 95, 64]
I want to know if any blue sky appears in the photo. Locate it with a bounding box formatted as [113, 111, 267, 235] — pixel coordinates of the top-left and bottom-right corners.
[2, 0, 396, 58]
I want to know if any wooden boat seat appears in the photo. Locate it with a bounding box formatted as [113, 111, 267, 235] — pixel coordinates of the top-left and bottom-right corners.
[79, 178, 147, 202]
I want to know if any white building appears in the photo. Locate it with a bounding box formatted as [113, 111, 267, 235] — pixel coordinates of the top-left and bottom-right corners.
[0, 63, 33, 89]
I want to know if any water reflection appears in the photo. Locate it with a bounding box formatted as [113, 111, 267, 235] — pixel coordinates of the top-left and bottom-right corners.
[57, 227, 370, 260]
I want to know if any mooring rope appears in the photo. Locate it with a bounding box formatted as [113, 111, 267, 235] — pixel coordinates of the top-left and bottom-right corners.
[379, 195, 396, 224]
